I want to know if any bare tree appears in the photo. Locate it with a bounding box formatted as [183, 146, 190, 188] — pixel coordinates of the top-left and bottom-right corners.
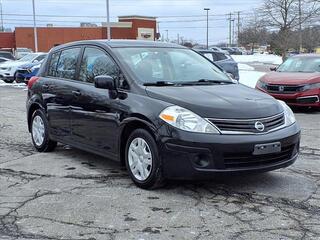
[261, 0, 320, 59]
[239, 13, 269, 52]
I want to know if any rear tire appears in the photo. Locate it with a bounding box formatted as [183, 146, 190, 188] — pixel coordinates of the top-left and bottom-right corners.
[125, 129, 165, 189]
[31, 109, 57, 152]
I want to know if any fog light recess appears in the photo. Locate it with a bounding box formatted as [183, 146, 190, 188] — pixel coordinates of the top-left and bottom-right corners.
[192, 153, 210, 168]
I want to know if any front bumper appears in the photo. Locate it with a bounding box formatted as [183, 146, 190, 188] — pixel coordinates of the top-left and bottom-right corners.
[157, 123, 300, 179]
[0, 69, 15, 81]
[256, 86, 320, 107]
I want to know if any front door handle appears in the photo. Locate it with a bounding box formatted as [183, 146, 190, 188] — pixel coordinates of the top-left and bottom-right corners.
[72, 90, 81, 97]
[42, 84, 49, 90]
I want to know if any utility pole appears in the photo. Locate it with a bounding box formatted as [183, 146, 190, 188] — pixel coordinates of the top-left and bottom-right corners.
[165, 30, 168, 42]
[177, 33, 180, 44]
[298, 0, 302, 52]
[32, 0, 38, 52]
[231, 19, 235, 46]
[236, 11, 241, 47]
[204, 8, 210, 49]
[228, 13, 232, 47]
[0, 0, 3, 32]
[106, 0, 111, 40]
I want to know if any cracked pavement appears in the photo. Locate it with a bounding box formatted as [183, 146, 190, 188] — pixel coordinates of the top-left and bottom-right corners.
[0, 85, 319, 240]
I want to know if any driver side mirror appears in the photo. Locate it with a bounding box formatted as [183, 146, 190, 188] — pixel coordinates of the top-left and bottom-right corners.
[270, 66, 277, 71]
[94, 75, 118, 99]
[94, 75, 115, 90]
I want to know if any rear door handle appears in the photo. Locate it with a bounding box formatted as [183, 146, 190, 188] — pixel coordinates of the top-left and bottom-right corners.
[72, 90, 81, 97]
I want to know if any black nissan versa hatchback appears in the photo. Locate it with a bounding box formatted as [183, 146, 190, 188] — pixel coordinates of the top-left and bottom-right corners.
[27, 40, 300, 189]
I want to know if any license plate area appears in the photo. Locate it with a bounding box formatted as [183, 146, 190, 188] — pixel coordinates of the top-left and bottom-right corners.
[253, 142, 281, 155]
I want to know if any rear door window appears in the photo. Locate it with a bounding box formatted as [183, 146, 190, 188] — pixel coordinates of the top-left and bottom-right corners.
[48, 51, 61, 77]
[56, 48, 81, 80]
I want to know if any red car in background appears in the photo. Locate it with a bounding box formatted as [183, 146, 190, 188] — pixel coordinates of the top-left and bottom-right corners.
[256, 54, 320, 108]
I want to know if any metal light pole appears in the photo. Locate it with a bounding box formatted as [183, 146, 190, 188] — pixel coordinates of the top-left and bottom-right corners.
[106, 0, 111, 40]
[231, 19, 235, 46]
[0, 0, 4, 32]
[204, 8, 210, 49]
[228, 13, 232, 47]
[298, 0, 302, 52]
[32, 0, 38, 52]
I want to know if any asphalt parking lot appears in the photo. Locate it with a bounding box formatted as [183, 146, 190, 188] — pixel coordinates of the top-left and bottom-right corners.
[0, 84, 319, 240]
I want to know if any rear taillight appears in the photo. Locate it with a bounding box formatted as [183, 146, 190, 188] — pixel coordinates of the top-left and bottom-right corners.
[28, 76, 40, 89]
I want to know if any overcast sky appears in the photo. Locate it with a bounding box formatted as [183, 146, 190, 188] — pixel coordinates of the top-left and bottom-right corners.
[1, 0, 263, 44]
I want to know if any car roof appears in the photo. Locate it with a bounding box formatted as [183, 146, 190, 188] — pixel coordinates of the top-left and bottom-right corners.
[51, 40, 186, 52]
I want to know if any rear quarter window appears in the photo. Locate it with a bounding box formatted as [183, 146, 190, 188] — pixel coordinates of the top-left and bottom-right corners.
[48, 52, 61, 77]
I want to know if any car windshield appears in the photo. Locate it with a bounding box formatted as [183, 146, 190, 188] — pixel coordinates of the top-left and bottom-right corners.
[277, 56, 320, 73]
[114, 47, 231, 85]
[18, 53, 38, 62]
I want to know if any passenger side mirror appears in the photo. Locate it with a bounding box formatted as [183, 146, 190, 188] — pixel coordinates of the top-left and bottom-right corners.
[270, 66, 277, 71]
[94, 75, 115, 90]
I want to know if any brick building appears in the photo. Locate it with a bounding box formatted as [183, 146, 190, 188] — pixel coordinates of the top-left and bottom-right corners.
[0, 16, 157, 52]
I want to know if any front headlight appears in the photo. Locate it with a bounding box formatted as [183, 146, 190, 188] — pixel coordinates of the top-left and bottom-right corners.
[256, 80, 267, 89]
[159, 105, 220, 134]
[278, 100, 296, 126]
[300, 83, 320, 91]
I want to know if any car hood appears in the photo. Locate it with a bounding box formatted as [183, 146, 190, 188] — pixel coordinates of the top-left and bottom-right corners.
[18, 62, 41, 69]
[146, 84, 283, 119]
[260, 72, 320, 85]
[0, 60, 29, 68]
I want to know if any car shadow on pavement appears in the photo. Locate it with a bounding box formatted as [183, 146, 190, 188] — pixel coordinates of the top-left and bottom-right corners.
[291, 106, 320, 114]
[57, 144, 296, 197]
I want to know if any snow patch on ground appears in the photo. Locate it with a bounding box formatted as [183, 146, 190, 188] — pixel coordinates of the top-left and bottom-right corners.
[0, 80, 27, 89]
[232, 54, 283, 65]
[239, 71, 266, 88]
[238, 63, 255, 71]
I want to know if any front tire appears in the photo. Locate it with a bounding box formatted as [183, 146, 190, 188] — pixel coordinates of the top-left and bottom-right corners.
[125, 129, 164, 189]
[31, 109, 57, 152]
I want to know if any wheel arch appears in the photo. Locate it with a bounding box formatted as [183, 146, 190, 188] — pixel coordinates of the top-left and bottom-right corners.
[27, 102, 44, 132]
[119, 115, 159, 166]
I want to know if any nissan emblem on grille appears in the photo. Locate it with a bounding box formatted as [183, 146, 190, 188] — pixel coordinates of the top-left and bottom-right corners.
[279, 86, 285, 92]
[255, 121, 265, 132]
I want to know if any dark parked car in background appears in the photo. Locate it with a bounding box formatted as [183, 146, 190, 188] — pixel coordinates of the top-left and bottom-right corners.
[197, 49, 239, 80]
[27, 40, 300, 189]
[220, 47, 242, 55]
[256, 54, 320, 108]
[0, 51, 15, 60]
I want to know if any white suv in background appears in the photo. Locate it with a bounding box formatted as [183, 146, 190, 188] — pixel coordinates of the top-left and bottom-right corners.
[0, 53, 47, 83]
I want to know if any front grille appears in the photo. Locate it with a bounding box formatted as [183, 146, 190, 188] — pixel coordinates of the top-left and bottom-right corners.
[208, 113, 285, 134]
[266, 84, 302, 94]
[224, 144, 296, 169]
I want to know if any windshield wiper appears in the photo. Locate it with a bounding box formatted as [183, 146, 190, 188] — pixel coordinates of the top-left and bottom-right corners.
[179, 79, 233, 86]
[143, 81, 176, 86]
